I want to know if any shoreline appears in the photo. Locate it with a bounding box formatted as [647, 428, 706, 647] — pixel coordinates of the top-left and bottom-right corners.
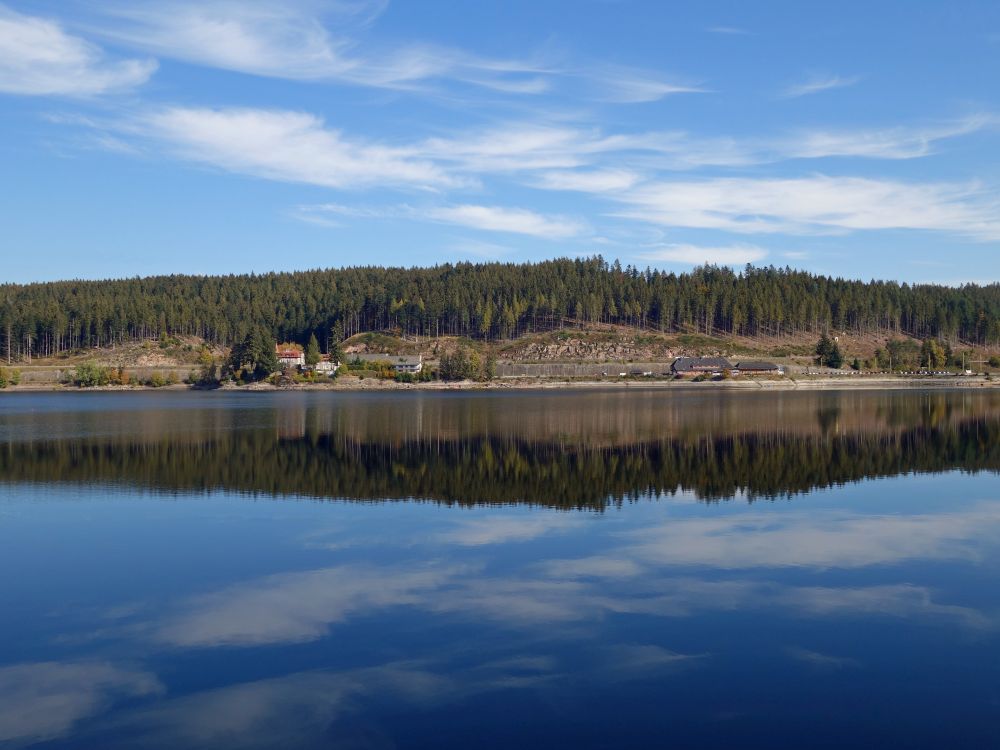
[3, 375, 998, 394]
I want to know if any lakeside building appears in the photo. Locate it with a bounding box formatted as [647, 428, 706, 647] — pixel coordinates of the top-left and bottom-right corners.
[671, 357, 734, 376]
[350, 352, 424, 374]
[276, 345, 305, 368]
[735, 361, 784, 375]
[312, 354, 339, 374]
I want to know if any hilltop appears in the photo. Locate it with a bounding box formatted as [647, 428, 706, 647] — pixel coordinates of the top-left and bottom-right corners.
[4, 260, 1000, 367]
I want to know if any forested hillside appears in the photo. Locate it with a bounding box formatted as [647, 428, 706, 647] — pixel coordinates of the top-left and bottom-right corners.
[3, 258, 1000, 360]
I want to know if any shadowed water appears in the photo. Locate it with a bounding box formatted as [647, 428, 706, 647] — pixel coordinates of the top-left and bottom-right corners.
[1, 389, 999, 748]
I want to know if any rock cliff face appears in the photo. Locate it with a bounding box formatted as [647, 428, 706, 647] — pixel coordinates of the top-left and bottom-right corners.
[339, 328, 751, 364]
[501, 336, 676, 362]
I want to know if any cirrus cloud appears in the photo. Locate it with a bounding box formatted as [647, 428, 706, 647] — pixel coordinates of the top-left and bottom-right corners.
[132, 106, 458, 190]
[295, 202, 585, 240]
[637, 243, 768, 266]
[426, 204, 585, 239]
[0, 5, 155, 96]
[0, 661, 162, 745]
[614, 175, 1000, 240]
[782, 73, 862, 98]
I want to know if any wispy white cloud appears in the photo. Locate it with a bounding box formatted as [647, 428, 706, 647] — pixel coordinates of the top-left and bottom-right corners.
[623, 504, 1000, 569]
[419, 125, 592, 172]
[779, 115, 996, 159]
[82, 101, 996, 199]
[293, 202, 398, 222]
[106, 657, 564, 749]
[601, 644, 705, 679]
[429, 577, 595, 623]
[614, 176, 1000, 239]
[0, 661, 162, 745]
[787, 647, 861, 670]
[92, 0, 358, 81]
[123, 495, 1000, 661]
[131, 106, 458, 190]
[0, 5, 155, 96]
[437, 514, 582, 546]
[85, 1, 708, 104]
[535, 169, 641, 192]
[295, 202, 585, 240]
[154, 564, 466, 647]
[64, 96, 999, 247]
[589, 66, 706, 103]
[777, 583, 991, 628]
[427, 204, 585, 239]
[783, 73, 862, 98]
[426, 115, 995, 179]
[104, 664, 456, 749]
[637, 243, 768, 266]
[538, 556, 643, 579]
[89, 0, 555, 94]
[707, 26, 751, 35]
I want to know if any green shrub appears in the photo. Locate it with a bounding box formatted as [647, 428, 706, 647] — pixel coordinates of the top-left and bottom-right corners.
[0, 367, 20, 388]
[158, 334, 182, 349]
[147, 372, 167, 388]
[440, 346, 493, 381]
[74, 362, 111, 387]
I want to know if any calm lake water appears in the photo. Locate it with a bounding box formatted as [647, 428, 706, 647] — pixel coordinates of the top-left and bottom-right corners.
[2, 389, 1000, 748]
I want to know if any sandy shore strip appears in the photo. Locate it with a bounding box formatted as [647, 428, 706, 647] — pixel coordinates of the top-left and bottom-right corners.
[3, 375, 999, 393]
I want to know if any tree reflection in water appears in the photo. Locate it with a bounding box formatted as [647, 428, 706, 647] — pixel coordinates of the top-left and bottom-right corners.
[2, 390, 999, 506]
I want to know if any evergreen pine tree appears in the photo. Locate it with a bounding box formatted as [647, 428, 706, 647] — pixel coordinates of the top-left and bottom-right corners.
[305, 333, 321, 367]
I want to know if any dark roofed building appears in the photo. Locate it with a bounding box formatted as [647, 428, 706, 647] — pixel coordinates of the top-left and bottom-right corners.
[736, 361, 784, 375]
[351, 352, 423, 373]
[671, 357, 734, 375]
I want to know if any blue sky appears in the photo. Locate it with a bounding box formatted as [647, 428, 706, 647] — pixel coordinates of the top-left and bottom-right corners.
[1, 0, 999, 284]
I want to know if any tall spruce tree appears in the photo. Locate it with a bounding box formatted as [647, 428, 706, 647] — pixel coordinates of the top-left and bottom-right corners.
[305, 333, 321, 367]
[226, 328, 278, 381]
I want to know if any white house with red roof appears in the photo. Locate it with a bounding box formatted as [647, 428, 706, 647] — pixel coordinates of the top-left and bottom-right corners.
[275, 344, 304, 368]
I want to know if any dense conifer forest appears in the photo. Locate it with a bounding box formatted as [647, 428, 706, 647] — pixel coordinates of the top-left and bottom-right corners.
[4, 258, 1000, 359]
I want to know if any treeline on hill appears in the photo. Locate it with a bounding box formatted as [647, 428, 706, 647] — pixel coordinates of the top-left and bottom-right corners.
[4, 258, 1000, 360]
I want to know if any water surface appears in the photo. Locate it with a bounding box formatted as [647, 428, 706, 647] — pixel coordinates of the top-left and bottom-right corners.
[1, 390, 999, 748]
